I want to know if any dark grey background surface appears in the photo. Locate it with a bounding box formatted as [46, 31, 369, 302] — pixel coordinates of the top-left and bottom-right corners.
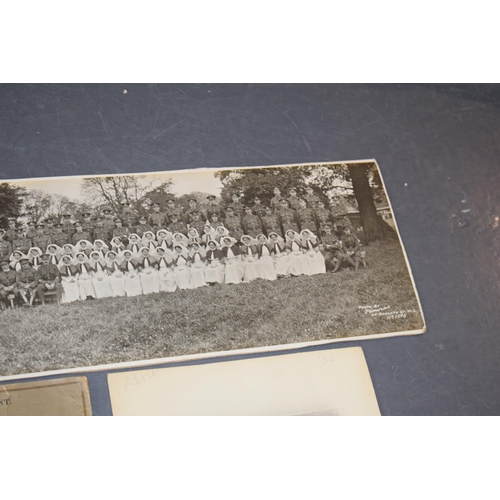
[0, 83, 498, 416]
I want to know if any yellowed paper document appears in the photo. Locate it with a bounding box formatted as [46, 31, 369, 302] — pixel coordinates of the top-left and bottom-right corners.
[108, 346, 380, 416]
[0, 377, 92, 416]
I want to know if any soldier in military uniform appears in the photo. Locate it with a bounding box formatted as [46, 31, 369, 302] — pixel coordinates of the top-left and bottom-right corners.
[330, 195, 348, 218]
[314, 201, 334, 233]
[167, 213, 188, 235]
[270, 187, 282, 212]
[0, 259, 18, 308]
[134, 216, 154, 238]
[227, 193, 245, 217]
[241, 206, 264, 238]
[81, 212, 95, 235]
[208, 213, 225, 231]
[43, 218, 57, 237]
[102, 208, 117, 233]
[61, 214, 76, 239]
[295, 198, 318, 234]
[165, 198, 182, 218]
[12, 228, 32, 254]
[304, 186, 321, 209]
[206, 195, 223, 220]
[287, 188, 301, 211]
[3, 219, 18, 244]
[223, 206, 244, 240]
[335, 216, 353, 234]
[93, 217, 111, 244]
[251, 197, 267, 218]
[320, 225, 342, 272]
[147, 202, 168, 230]
[332, 227, 361, 272]
[72, 222, 93, 246]
[277, 199, 300, 234]
[25, 220, 37, 242]
[52, 223, 70, 247]
[260, 206, 282, 236]
[16, 257, 38, 306]
[184, 198, 207, 225]
[188, 211, 207, 236]
[33, 223, 52, 253]
[36, 253, 63, 305]
[112, 218, 131, 242]
[120, 202, 139, 228]
[0, 233, 12, 260]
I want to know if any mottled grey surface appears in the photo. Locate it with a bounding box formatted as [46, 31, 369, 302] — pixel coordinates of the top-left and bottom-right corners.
[1, 83, 498, 415]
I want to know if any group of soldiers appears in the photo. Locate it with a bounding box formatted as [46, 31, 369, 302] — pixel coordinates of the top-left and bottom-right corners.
[0, 188, 367, 308]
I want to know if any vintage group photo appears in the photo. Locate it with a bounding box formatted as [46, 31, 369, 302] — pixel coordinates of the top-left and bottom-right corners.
[0, 161, 425, 378]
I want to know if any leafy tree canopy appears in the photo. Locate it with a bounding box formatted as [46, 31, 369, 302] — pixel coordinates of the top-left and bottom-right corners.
[0, 183, 26, 228]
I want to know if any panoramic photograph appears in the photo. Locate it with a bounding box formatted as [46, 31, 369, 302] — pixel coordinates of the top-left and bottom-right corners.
[0, 160, 425, 378]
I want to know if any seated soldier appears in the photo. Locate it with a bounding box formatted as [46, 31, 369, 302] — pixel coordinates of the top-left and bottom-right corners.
[0, 259, 19, 308]
[320, 225, 342, 272]
[16, 257, 39, 306]
[332, 227, 362, 272]
[36, 253, 63, 305]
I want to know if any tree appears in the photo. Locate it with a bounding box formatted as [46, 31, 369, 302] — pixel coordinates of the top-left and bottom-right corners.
[81, 175, 147, 212]
[22, 189, 52, 222]
[215, 166, 321, 206]
[0, 183, 26, 227]
[215, 163, 394, 243]
[22, 190, 92, 222]
[139, 180, 174, 209]
[346, 163, 395, 242]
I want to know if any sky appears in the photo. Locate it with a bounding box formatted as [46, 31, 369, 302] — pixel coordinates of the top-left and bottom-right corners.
[10, 169, 224, 202]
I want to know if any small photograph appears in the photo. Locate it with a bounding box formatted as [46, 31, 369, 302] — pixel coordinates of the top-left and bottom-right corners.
[0, 160, 425, 378]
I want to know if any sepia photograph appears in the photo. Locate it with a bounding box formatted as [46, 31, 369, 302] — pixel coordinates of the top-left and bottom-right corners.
[0, 160, 425, 378]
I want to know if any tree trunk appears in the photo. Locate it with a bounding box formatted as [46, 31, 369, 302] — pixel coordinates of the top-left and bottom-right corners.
[348, 164, 384, 242]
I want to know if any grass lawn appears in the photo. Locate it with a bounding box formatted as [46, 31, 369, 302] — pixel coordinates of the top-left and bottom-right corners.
[0, 240, 424, 377]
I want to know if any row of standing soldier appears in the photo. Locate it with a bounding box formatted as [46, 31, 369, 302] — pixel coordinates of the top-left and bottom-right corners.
[1, 189, 355, 257]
